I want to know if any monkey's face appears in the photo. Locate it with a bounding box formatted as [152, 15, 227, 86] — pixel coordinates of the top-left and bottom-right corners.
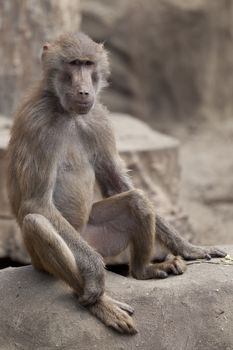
[54, 60, 97, 115]
[41, 32, 110, 115]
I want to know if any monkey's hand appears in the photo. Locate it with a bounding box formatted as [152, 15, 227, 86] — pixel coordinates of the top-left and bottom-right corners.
[181, 243, 227, 261]
[78, 250, 106, 306]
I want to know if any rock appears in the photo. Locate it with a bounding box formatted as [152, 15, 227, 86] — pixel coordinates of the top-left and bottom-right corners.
[0, 0, 81, 117]
[110, 114, 193, 240]
[0, 115, 30, 263]
[111, 113, 180, 212]
[0, 113, 192, 264]
[0, 116, 12, 216]
[0, 245, 232, 349]
[81, 0, 233, 124]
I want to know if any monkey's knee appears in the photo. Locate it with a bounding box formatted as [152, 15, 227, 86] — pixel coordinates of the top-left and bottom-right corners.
[23, 213, 58, 244]
[22, 213, 40, 242]
[128, 189, 155, 217]
[23, 213, 45, 233]
[23, 213, 49, 248]
[23, 213, 78, 281]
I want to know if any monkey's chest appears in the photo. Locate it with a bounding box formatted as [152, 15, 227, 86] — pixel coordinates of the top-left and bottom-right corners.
[57, 149, 95, 190]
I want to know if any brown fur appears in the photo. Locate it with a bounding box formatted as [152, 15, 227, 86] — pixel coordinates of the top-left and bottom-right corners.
[7, 32, 226, 334]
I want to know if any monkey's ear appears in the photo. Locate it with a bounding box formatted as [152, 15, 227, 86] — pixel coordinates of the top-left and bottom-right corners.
[99, 42, 104, 48]
[97, 42, 105, 53]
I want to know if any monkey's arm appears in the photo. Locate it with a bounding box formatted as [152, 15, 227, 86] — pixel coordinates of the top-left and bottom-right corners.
[94, 119, 134, 197]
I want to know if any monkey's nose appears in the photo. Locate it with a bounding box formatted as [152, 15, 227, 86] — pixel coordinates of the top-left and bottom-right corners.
[79, 90, 89, 96]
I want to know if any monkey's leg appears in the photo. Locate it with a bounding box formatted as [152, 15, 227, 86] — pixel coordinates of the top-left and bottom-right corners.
[83, 190, 186, 280]
[22, 213, 136, 334]
[156, 214, 227, 260]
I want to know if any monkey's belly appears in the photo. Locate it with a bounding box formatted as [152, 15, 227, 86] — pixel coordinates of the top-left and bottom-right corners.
[105, 241, 169, 265]
[54, 167, 95, 229]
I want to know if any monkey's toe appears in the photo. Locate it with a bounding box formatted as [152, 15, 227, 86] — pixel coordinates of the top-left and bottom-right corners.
[171, 256, 187, 274]
[145, 266, 168, 279]
[161, 255, 186, 275]
[155, 269, 169, 279]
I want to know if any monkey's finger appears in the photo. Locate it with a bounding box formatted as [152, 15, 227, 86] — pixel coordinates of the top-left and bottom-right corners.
[183, 246, 227, 261]
[119, 303, 134, 316]
[109, 313, 138, 335]
[111, 299, 134, 315]
[113, 321, 138, 335]
[208, 248, 227, 258]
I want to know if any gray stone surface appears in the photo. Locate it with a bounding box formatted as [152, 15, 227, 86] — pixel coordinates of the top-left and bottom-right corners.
[0, 0, 81, 117]
[0, 246, 232, 350]
[0, 116, 29, 263]
[81, 0, 233, 124]
[111, 113, 180, 207]
[0, 113, 191, 264]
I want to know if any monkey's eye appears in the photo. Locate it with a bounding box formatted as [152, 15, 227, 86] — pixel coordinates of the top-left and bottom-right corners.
[68, 60, 94, 67]
[84, 61, 94, 66]
[69, 59, 81, 66]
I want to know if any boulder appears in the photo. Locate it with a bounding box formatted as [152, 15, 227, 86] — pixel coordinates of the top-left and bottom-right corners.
[0, 246, 232, 349]
[0, 116, 29, 263]
[81, 0, 233, 124]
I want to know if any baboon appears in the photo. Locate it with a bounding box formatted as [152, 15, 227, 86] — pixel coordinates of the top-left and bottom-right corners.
[7, 32, 226, 334]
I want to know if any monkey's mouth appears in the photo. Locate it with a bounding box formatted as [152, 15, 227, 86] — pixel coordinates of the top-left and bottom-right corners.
[77, 102, 93, 114]
[64, 99, 93, 115]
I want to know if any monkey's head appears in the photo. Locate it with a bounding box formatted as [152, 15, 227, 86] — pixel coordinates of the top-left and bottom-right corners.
[41, 32, 110, 115]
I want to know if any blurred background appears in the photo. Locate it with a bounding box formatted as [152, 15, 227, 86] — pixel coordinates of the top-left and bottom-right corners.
[0, 0, 232, 268]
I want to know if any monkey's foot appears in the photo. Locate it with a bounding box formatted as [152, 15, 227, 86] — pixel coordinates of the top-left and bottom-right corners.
[132, 255, 186, 280]
[88, 295, 137, 334]
[181, 244, 227, 261]
[159, 255, 187, 275]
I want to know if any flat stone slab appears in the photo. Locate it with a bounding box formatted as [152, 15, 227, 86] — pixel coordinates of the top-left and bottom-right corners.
[110, 113, 178, 152]
[0, 245, 232, 350]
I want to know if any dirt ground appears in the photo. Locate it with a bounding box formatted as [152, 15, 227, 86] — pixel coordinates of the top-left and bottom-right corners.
[153, 116, 233, 246]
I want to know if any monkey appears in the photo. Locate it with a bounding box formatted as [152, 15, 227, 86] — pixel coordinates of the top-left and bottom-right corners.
[7, 32, 226, 335]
